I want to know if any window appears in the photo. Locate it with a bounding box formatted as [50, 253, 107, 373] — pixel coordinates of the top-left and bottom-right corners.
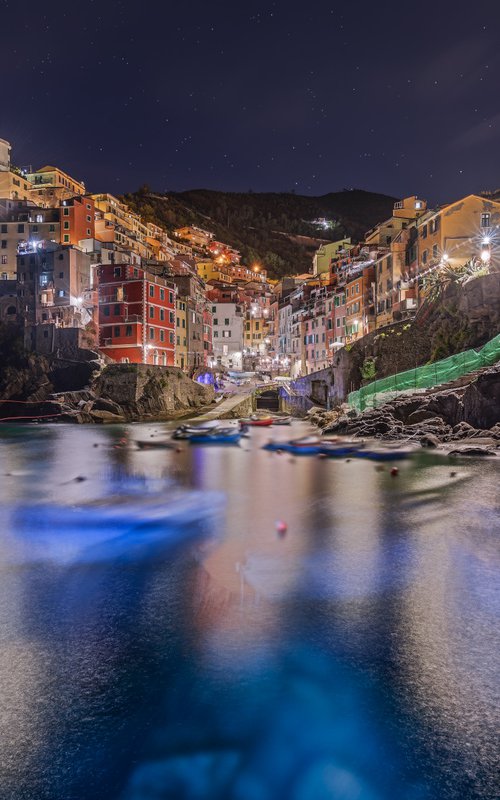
[169, 332, 174, 343]
[63, 208, 69, 216]
[422, 249, 428, 265]
[17, 224, 24, 233]
[160, 309, 165, 321]
[222, 330, 231, 338]
[169, 311, 175, 323]
[481, 213, 491, 228]
[213, 318, 218, 325]
[86, 215, 91, 223]
[430, 217, 440, 234]
[160, 330, 165, 342]
[159, 288, 165, 300]
[149, 285, 155, 298]
[421, 224, 427, 239]
[58, 289, 65, 297]
[214, 331, 219, 337]
[1, 256, 7, 265]
[169, 292, 174, 304]
[63, 221, 70, 230]
[63, 234, 70, 243]
[125, 325, 132, 336]
[0, 225, 6, 233]
[224, 318, 229, 325]
[59, 271, 64, 278]
[86, 229, 91, 236]
[49, 224, 55, 232]
[114, 326, 120, 337]
[355, 283, 359, 293]
[432, 244, 438, 259]
[103, 306, 110, 316]
[114, 266, 121, 277]
[32, 225, 38, 233]
[149, 327, 154, 340]
[1, 240, 6, 249]
[149, 307, 154, 319]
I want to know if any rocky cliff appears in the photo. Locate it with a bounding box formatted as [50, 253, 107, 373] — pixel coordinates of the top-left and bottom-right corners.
[0, 354, 214, 424]
[313, 362, 500, 455]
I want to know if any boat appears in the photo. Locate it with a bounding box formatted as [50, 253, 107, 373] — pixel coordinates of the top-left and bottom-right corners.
[271, 417, 292, 426]
[319, 441, 364, 458]
[239, 417, 274, 427]
[263, 436, 324, 455]
[172, 421, 220, 440]
[136, 439, 176, 450]
[188, 428, 242, 445]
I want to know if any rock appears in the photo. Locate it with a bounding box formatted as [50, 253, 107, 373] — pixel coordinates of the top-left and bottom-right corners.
[406, 408, 441, 425]
[462, 369, 500, 429]
[91, 396, 125, 415]
[420, 433, 441, 448]
[451, 421, 478, 438]
[448, 447, 496, 457]
[89, 409, 126, 424]
[427, 391, 464, 427]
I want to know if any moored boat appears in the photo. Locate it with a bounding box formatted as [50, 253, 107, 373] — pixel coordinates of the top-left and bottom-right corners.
[172, 421, 220, 440]
[239, 417, 274, 427]
[188, 428, 242, 444]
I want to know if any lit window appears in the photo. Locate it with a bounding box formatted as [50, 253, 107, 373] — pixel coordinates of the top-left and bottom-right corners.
[481, 213, 491, 228]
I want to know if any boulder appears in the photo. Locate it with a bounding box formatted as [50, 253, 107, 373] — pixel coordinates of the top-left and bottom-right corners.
[462, 370, 500, 429]
[448, 446, 496, 457]
[406, 408, 442, 425]
[420, 433, 441, 448]
[89, 409, 126, 424]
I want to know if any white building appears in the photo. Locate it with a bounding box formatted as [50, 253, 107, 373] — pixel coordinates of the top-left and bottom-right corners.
[210, 302, 244, 370]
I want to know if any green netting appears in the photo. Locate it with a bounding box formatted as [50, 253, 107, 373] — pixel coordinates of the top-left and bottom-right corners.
[348, 333, 500, 412]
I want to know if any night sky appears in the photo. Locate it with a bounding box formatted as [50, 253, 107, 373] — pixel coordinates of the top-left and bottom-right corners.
[3, 0, 500, 203]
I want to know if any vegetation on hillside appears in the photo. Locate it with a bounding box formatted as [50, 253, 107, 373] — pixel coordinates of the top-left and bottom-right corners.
[123, 187, 397, 278]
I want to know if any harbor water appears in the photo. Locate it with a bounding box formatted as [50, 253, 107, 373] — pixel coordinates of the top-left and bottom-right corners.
[0, 421, 498, 799]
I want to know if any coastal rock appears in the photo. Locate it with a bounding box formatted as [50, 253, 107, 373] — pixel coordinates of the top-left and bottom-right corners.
[419, 433, 441, 448]
[448, 446, 496, 457]
[461, 370, 500, 429]
[89, 409, 126, 424]
[406, 408, 441, 425]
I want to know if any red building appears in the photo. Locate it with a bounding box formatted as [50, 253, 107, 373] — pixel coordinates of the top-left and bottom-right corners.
[98, 264, 176, 365]
[60, 196, 95, 245]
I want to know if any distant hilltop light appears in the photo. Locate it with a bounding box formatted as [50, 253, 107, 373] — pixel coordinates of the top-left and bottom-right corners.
[311, 217, 336, 230]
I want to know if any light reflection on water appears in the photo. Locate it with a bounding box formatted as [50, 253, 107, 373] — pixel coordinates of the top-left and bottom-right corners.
[0, 421, 498, 799]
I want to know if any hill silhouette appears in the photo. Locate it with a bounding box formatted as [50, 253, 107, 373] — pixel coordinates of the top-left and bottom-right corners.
[123, 187, 397, 277]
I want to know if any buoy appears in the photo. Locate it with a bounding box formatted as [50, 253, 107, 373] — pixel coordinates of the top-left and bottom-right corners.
[275, 520, 288, 537]
[390, 467, 399, 476]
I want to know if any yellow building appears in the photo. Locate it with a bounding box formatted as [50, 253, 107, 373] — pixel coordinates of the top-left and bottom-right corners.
[0, 138, 32, 201]
[244, 315, 269, 352]
[175, 298, 188, 370]
[417, 194, 500, 275]
[196, 259, 234, 283]
[313, 238, 353, 276]
[26, 165, 86, 207]
[92, 193, 150, 260]
[366, 196, 427, 247]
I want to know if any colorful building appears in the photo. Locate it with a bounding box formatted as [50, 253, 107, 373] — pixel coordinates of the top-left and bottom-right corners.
[98, 264, 176, 365]
[60, 196, 95, 245]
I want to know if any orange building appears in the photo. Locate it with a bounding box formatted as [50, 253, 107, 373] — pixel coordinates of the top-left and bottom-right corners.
[60, 196, 95, 245]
